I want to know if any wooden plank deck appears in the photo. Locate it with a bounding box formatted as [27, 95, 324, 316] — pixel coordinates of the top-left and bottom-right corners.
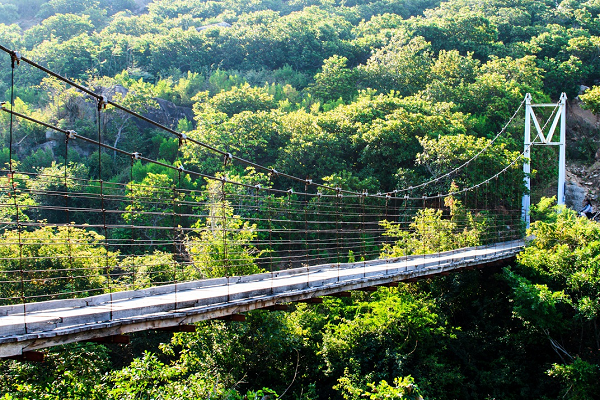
[0, 240, 524, 358]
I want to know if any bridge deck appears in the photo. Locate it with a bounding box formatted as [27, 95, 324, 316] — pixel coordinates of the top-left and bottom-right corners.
[0, 240, 523, 358]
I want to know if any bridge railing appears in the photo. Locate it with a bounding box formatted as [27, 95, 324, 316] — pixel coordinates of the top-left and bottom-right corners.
[1, 163, 524, 307]
[0, 44, 526, 309]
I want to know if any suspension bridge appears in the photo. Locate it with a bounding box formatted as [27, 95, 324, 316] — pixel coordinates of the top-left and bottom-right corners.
[0, 45, 567, 359]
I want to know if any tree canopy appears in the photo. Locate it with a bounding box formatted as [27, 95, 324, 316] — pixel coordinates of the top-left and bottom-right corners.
[0, 0, 598, 398]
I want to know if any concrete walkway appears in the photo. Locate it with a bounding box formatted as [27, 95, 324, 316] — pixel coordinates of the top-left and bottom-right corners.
[0, 240, 524, 358]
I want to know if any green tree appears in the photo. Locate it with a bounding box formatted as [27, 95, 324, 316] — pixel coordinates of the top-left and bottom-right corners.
[187, 109, 281, 171]
[123, 172, 183, 250]
[0, 97, 47, 150]
[0, 171, 36, 231]
[0, 4, 19, 25]
[205, 83, 276, 117]
[34, 34, 98, 80]
[507, 199, 600, 398]
[416, 8, 499, 58]
[359, 35, 433, 96]
[321, 288, 450, 394]
[310, 55, 357, 103]
[275, 109, 352, 181]
[0, 224, 114, 304]
[107, 351, 223, 399]
[0, 23, 23, 51]
[23, 14, 95, 49]
[539, 55, 587, 98]
[185, 179, 263, 278]
[117, 251, 176, 290]
[0, 343, 111, 399]
[265, 7, 355, 71]
[416, 134, 524, 208]
[25, 162, 89, 219]
[94, 72, 159, 154]
[579, 85, 600, 114]
[359, 97, 469, 190]
[335, 375, 424, 400]
[380, 191, 486, 257]
[422, 50, 480, 105]
[37, 0, 99, 18]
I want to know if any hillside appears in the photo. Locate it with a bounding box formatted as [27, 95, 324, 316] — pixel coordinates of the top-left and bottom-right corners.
[1, 0, 600, 399]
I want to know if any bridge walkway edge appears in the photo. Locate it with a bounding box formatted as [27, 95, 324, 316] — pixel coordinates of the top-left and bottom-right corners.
[0, 240, 524, 358]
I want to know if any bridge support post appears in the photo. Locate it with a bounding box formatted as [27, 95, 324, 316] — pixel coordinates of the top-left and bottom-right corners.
[522, 94, 532, 229]
[521, 92, 567, 230]
[558, 92, 567, 207]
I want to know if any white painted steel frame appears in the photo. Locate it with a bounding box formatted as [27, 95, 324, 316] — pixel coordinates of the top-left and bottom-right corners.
[522, 93, 567, 229]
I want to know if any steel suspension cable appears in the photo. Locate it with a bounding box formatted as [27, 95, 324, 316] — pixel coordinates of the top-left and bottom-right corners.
[394, 98, 526, 194]
[0, 104, 529, 202]
[0, 45, 526, 199]
[7, 52, 26, 326]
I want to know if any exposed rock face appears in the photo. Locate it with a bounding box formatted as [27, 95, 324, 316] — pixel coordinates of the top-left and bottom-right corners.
[565, 179, 588, 212]
[20, 85, 194, 162]
[97, 85, 194, 130]
[197, 22, 232, 31]
[564, 99, 600, 211]
[139, 98, 194, 130]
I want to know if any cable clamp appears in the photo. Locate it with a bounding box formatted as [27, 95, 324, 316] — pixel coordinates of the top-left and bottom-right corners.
[178, 165, 185, 172]
[317, 192, 322, 198]
[306, 179, 312, 185]
[223, 152, 233, 166]
[97, 96, 107, 111]
[178, 133, 187, 147]
[287, 188, 294, 194]
[271, 169, 279, 176]
[66, 130, 77, 140]
[132, 152, 141, 160]
[0, 101, 6, 110]
[221, 176, 228, 182]
[254, 184, 261, 189]
[11, 51, 20, 67]
[386, 194, 391, 199]
[404, 194, 409, 199]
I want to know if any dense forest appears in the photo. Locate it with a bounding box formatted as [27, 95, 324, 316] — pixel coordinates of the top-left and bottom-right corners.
[1, 0, 600, 398]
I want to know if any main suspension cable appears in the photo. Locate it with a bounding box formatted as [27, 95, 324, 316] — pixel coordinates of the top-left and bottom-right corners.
[0, 106, 526, 201]
[0, 45, 525, 199]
